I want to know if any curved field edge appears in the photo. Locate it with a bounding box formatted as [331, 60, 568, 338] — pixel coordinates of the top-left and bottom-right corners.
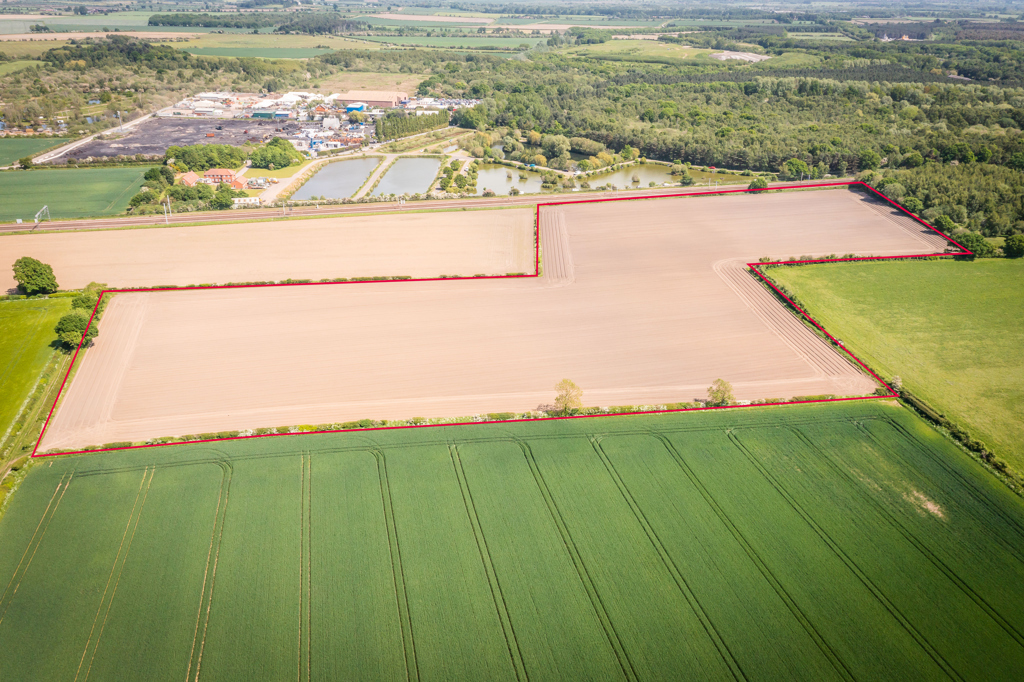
[2, 402, 1024, 680]
[764, 258, 1024, 477]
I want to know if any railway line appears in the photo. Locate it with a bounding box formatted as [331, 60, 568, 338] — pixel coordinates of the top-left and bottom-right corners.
[0, 181, 807, 235]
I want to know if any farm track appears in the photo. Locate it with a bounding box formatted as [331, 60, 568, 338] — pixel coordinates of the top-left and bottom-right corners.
[372, 449, 419, 682]
[185, 460, 232, 682]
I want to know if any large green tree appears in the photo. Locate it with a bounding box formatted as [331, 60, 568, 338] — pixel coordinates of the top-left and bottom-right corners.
[54, 310, 98, 348]
[12, 257, 58, 296]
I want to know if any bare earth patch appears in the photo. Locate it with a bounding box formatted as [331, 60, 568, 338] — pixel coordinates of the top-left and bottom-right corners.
[40, 190, 945, 450]
[0, 209, 535, 291]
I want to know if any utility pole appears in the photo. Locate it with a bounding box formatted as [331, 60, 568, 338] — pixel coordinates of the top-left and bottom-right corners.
[117, 110, 123, 133]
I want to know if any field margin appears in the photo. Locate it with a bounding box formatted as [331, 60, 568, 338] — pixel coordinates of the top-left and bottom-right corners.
[30, 181, 971, 458]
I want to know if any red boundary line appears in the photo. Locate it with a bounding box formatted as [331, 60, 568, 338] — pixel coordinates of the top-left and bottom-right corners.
[31, 181, 971, 458]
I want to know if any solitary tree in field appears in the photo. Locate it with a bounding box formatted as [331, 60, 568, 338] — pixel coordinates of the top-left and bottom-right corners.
[707, 379, 735, 407]
[54, 310, 98, 349]
[554, 378, 583, 415]
[13, 257, 58, 296]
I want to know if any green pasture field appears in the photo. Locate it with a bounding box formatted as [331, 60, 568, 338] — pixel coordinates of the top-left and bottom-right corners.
[0, 138, 70, 167]
[2, 401, 1023, 680]
[0, 298, 69, 454]
[0, 167, 151, 222]
[0, 60, 38, 76]
[767, 258, 1024, 473]
[357, 35, 544, 48]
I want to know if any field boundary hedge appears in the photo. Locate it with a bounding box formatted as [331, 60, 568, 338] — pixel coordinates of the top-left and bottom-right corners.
[29, 181, 975, 460]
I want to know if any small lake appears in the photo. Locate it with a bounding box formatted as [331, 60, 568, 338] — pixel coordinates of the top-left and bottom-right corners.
[473, 163, 680, 196]
[585, 164, 674, 188]
[474, 164, 548, 196]
[292, 157, 380, 200]
[373, 157, 441, 197]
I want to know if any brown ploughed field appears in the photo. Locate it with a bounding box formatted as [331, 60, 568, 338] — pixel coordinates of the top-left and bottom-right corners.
[0, 209, 535, 291]
[40, 189, 947, 450]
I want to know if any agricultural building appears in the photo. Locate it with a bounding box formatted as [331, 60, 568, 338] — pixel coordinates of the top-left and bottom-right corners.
[336, 90, 408, 108]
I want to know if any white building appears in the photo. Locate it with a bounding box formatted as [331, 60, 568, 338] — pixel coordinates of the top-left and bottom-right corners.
[232, 196, 261, 208]
[323, 116, 341, 130]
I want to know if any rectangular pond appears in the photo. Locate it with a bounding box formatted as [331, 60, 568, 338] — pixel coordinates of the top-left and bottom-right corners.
[372, 157, 442, 197]
[292, 157, 382, 200]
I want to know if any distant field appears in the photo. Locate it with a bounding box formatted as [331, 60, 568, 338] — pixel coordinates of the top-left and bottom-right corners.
[0, 60, 38, 76]
[184, 47, 332, 58]
[567, 39, 713, 62]
[314, 69, 424, 95]
[0, 167, 150, 222]
[768, 258, 1024, 473]
[3, 402, 1024, 679]
[0, 298, 69, 457]
[357, 35, 544, 48]
[755, 51, 822, 68]
[180, 32, 360, 58]
[0, 39, 69, 58]
[0, 138, 69, 166]
[786, 32, 855, 41]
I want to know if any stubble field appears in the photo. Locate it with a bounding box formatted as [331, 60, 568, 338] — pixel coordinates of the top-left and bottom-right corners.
[39, 189, 948, 451]
[4, 403, 1024, 680]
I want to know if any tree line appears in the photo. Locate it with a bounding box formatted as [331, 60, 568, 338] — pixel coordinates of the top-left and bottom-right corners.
[376, 111, 450, 141]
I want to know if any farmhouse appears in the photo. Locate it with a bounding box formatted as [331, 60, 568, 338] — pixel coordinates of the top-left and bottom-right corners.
[204, 168, 236, 184]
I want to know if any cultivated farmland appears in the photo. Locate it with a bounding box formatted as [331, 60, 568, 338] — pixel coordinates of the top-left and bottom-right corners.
[39, 189, 950, 451]
[0, 208, 536, 290]
[0, 138, 69, 167]
[0, 167, 151, 222]
[767, 258, 1024, 473]
[3, 403, 1024, 680]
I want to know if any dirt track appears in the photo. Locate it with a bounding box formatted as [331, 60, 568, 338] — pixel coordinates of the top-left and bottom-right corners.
[0, 209, 535, 291]
[40, 189, 947, 450]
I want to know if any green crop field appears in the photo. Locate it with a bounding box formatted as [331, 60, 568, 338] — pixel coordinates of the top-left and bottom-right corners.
[0, 298, 69, 457]
[767, 259, 1024, 474]
[0, 138, 70, 167]
[2, 401, 1023, 680]
[0, 167, 151, 222]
